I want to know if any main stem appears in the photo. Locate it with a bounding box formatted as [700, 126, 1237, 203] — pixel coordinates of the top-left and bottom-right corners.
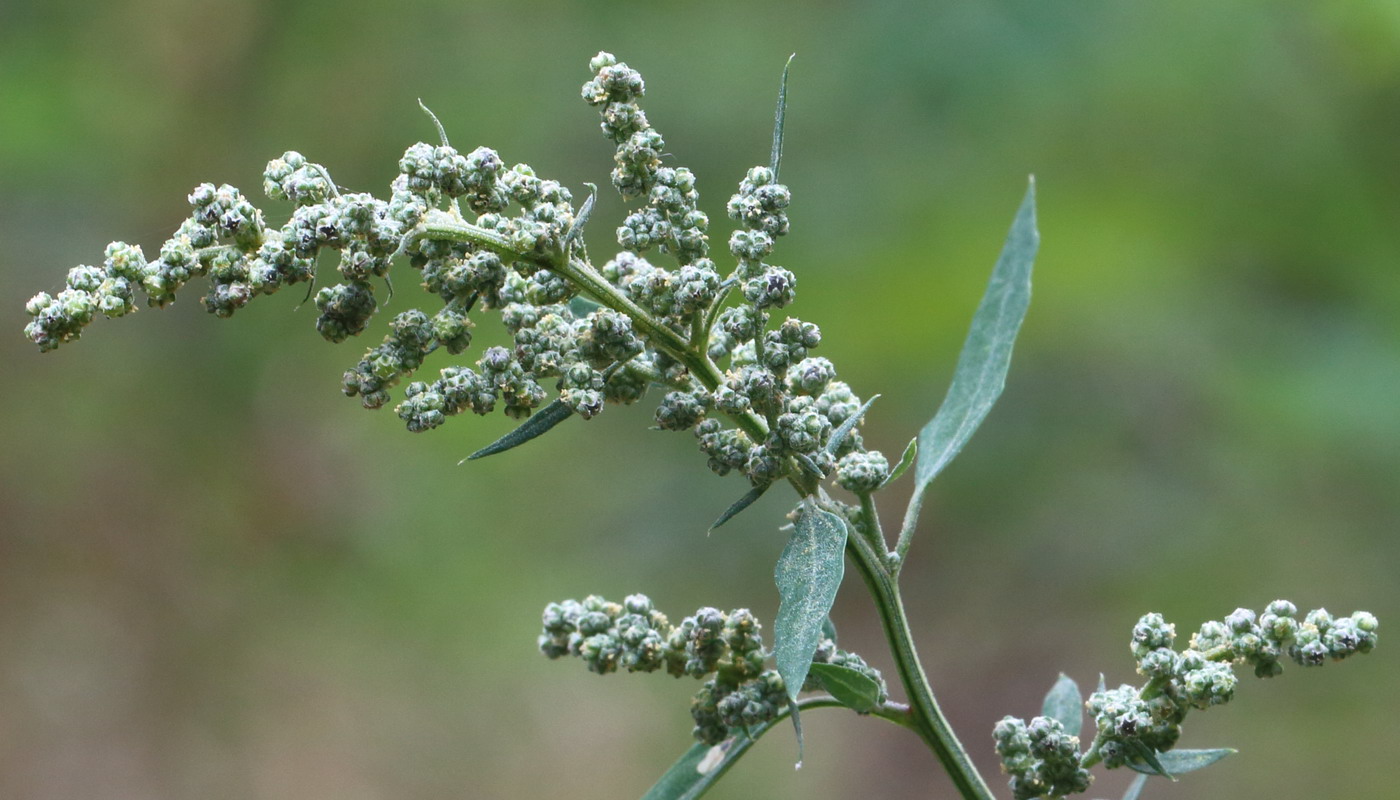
[844, 524, 997, 800]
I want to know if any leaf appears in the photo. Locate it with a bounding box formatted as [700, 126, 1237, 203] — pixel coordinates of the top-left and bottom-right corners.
[710, 484, 770, 531]
[821, 615, 838, 644]
[641, 737, 759, 800]
[825, 395, 879, 456]
[809, 663, 881, 713]
[569, 295, 603, 316]
[417, 99, 451, 147]
[1125, 740, 1173, 780]
[770, 54, 796, 180]
[463, 399, 572, 462]
[1126, 748, 1236, 777]
[882, 437, 917, 488]
[903, 179, 1038, 534]
[1040, 673, 1083, 738]
[1121, 773, 1149, 800]
[565, 183, 597, 249]
[789, 699, 804, 769]
[774, 504, 848, 702]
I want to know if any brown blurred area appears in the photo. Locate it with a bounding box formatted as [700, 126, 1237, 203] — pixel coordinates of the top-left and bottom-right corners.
[2, 1, 1397, 798]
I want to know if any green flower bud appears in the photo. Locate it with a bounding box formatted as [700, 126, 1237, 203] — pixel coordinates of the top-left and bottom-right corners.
[836, 450, 890, 493]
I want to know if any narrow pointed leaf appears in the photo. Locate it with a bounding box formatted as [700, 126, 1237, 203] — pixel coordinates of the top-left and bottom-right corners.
[710, 484, 770, 531]
[463, 399, 572, 461]
[1125, 741, 1174, 780]
[1121, 774, 1149, 800]
[882, 437, 917, 488]
[1040, 673, 1083, 738]
[904, 180, 1038, 534]
[809, 663, 881, 713]
[565, 183, 597, 249]
[826, 395, 879, 455]
[770, 54, 795, 180]
[821, 616, 838, 644]
[417, 99, 451, 146]
[774, 504, 847, 701]
[1126, 748, 1236, 776]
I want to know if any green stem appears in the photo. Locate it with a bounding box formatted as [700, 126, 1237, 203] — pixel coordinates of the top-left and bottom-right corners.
[843, 515, 997, 800]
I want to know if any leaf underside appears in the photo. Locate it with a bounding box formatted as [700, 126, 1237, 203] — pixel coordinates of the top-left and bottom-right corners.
[774, 505, 848, 702]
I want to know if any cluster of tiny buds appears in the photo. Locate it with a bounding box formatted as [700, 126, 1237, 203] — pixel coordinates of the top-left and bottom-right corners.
[994, 601, 1377, 798]
[26, 52, 887, 502]
[993, 716, 1092, 800]
[539, 594, 885, 745]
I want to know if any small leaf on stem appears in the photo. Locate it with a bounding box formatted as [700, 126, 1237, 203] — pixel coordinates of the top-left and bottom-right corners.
[809, 663, 881, 713]
[1040, 673, 1083, 738]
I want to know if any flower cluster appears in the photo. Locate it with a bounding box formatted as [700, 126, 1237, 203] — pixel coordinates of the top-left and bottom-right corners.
[993, 716, 1092, 800]
[539, 594, 886, 745]
[24, 52, 890, 495]
[993, 601, 1377, 798]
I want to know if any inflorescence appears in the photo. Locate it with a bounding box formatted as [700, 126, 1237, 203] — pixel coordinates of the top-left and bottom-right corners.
[24, 52, 886, 494]
[992, 601, 1378, 800]
[539, 594, 887, 745]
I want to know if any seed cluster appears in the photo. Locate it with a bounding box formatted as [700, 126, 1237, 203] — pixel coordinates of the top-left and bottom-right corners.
[993, 601, 1378, 799]
[539, 594, 886, 745]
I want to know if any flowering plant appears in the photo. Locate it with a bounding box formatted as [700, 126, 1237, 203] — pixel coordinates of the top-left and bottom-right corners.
[22, 53, 1377, 800]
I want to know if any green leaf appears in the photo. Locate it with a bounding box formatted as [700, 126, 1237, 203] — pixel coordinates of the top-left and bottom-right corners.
[809, 663, 881, 713]
[463, 399, 573, 461]
[1126, 748, 1236, 777]
[1040, 673, 1083, 738]
[1121, 773, 1149, 800]
[825, 394, 879, 456]
[774, 504, 848, 702]
[770, 54, 796, 180]
[821, 615, 838, 644]
[904, 179, 1038, 533]
[417, 99, 451, 147]
[1125, 740, 1173, 780]
[882, 437, 917, 488]
[569, 295, 602, 316]
[641, 737, 759, 800]
[565, 182, 597, 249]
[710, 483, 770, 531]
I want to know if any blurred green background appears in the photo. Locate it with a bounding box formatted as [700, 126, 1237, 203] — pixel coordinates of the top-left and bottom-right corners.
[2, 1, 1397, 798]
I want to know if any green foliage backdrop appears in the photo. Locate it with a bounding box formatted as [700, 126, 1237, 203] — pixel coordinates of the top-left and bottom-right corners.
[2, 2, 1396, 798]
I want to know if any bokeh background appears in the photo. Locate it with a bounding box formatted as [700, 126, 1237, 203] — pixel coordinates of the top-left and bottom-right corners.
[2, 2, 1397, 798]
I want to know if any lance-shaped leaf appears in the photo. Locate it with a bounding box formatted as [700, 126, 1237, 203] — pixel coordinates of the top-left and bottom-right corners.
[774, 504, 848, 702]
[821, 615, 838, 644]
[882, 436, 917, 488]
[1125, 740, 1173, 780]
[770, 54, 795, 180]
[1040, 673, 1083, 738]
[902, 179, 1038, 537]
[564, 182, 597, 250]
[825, 395, 879, 456]
[463, 399, 572, 462]
[809, 663, 881, 714]
[710, 483, 770, 531]
[1126, 748, 1236, 777]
